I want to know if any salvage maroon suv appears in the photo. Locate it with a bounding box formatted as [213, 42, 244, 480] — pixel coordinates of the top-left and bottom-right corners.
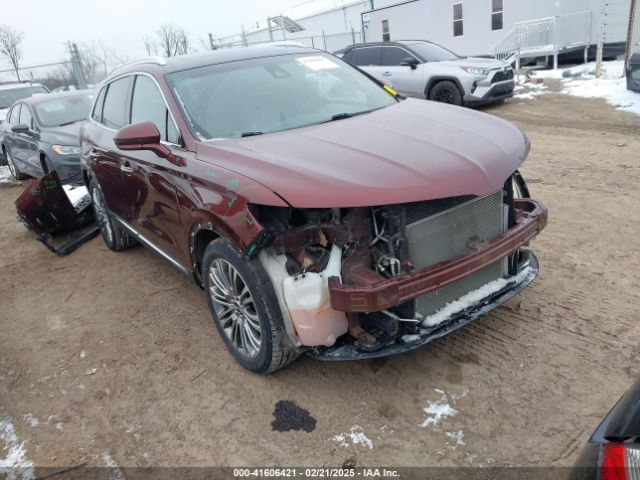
[80, 47, 547, 373]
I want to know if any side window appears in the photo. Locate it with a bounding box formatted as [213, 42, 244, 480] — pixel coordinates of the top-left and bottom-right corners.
[8, 105, 20, 124]
[381, 47, 413, 66]
[92, 87, 106, 122]
[131, 75, 180, 144]
[382, 19, 390, 42]
[491, 0, 503, 31]
[341, 49, 354, 63]
[102, 76, 132, 129]
[352, 47, 382, 67]
[453, 2, 464, 37]
[19, 105, 32, 128]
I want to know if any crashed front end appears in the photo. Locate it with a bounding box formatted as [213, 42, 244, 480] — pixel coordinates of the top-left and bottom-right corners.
[252, 172, 547, 361]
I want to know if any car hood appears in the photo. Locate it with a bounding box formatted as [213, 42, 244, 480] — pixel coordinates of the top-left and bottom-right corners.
[196, 99, 528, 208]
[40, 121, 84, 146]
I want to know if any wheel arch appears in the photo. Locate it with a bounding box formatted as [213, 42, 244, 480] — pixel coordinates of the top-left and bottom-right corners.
[425, 76, 466, 99]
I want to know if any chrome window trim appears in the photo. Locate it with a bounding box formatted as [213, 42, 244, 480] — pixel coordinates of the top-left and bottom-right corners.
[88, 71, 182, 148]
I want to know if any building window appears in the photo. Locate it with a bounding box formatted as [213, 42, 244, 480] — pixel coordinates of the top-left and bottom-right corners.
[382, 19, 390, 41]
[491, 0, 503, 30]
[452, 2, 463, 37]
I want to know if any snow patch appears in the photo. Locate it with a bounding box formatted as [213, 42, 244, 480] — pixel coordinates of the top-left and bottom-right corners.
[62, 185, 89, 207]
[421, 267, 534, 328]
[331, 426, 373, 449]
[446, 430, 465, 447]
[21, 415, 38, 428]
[0, 166, 13, 184]
[0, 416, 35, 480]
[101, 453, 125, 480]
[80, 350, 87, 359]
[421, 389, 457, 428]
[530, 60, 640, 116]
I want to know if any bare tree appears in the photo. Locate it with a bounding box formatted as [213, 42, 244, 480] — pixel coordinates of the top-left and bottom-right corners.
[143, 36, 158, 56]
[156, 23, 191, 57]
[0, 25, 24, 81]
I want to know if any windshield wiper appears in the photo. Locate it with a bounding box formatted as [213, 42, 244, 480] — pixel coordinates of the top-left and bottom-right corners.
[240, 131, 264, 137]
[58, 119, 83, 126]
[326, 109, 375, 123]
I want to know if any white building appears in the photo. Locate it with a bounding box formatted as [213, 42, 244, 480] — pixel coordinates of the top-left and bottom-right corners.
[362, 0, 630, 62]
[217, 0, 630, 64]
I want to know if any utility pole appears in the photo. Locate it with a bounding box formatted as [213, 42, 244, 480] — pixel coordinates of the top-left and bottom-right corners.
[208, 33, 217, 50]
[67, 41, 87, 89]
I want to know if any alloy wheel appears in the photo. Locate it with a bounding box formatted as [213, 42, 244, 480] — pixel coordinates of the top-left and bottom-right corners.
[208, 259, 262, 358]
[91, 187, 114, 245]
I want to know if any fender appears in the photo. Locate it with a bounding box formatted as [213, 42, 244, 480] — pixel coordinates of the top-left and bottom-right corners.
[424, 76, 466, 99]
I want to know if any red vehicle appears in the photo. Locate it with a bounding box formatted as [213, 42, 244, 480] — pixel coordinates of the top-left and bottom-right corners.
[80, 47, 547, 373]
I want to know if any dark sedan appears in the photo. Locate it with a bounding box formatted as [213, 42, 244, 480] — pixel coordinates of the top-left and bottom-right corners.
[573, 378, 640, 479]
[1, 90, 93, 182]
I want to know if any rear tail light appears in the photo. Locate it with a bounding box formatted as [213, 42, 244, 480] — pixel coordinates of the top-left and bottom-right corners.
[600, 443, 640, 480]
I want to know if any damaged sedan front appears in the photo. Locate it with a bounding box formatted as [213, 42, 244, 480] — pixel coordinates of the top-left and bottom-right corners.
[81, 47, 546, 373]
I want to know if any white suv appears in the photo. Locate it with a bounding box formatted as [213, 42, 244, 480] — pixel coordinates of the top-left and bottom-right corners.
[337, 40, 514, 107]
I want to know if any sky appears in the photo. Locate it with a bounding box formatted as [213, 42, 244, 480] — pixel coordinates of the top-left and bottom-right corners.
[0, 0, 312, 80]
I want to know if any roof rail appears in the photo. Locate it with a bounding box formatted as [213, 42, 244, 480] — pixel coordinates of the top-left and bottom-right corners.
[108, 56, 167, 77]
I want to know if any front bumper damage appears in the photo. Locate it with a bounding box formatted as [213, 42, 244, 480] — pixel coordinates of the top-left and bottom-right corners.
[309, 251, 538, 361]
[308, 198, 547, 361]
[328, 199, 546, 312]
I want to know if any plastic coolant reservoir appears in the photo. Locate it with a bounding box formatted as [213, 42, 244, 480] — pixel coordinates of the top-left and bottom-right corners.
[283, 244, 349, 347]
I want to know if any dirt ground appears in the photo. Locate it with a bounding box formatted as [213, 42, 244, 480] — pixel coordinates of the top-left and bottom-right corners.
[1, 83, 639, 474]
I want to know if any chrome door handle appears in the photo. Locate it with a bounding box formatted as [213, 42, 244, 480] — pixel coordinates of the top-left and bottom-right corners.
[120, 165, 134, 174]
[382, 71, 391, 76]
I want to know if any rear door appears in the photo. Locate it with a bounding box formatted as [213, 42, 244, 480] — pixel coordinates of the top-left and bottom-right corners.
[350, 46, 384, 82]
[118, 74, 184, 260]
[3, 105, 20, 159]
[379, 46, 424, 97]
[16, 104, 40, 176]
[86, 76, 133, 218]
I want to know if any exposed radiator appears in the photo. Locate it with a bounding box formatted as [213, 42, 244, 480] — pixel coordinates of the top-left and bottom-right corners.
[405, 190, 507, 317]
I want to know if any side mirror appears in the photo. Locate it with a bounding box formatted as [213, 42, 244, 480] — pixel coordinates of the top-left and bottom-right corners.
[400, 57, 419, 70]
[114, 122, 171, 159]
[12, 124, 32, 135]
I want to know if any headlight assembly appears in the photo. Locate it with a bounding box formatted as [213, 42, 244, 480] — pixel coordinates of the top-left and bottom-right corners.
[52, 145, 81, 155]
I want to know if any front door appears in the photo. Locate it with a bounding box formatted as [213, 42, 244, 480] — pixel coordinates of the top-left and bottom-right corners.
[117, 74, 184, 260]
[379, 46, 424, 97]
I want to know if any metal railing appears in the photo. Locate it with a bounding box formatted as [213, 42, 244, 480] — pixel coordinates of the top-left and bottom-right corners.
[494, 11, 592, 67]
[212, 30, 363, 53]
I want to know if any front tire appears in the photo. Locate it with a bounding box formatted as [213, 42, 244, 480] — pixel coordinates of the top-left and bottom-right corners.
[5, 149, 27, 180]
[428, 80, 463, 106]
[203, 239, 299, 373]
[88, 178, 137, 251]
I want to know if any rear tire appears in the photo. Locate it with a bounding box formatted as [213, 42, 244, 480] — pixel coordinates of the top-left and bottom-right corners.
[5, 149, 28, 180]
[203, 238, 299, 373]
[428, 80, 463, 106]
[88, 178, 137, 251]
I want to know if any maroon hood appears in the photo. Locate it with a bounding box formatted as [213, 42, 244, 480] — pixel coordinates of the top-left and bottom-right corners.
[196, 99, 528, 208]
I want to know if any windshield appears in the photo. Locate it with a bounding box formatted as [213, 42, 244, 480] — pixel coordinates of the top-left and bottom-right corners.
[406, 42, 460, 62]
[0, 86, 48, 109]
[35, 94, 93, 127]
[167, 53, 398, 140]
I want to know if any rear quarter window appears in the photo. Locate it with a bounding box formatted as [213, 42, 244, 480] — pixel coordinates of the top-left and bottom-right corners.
[92, 87, 106, 122]
[102, 77, 132, 129]
[352, 47, 382, 67]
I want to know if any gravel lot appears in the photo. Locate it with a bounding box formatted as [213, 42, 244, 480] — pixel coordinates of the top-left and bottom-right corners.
[1, 84, 639, 474]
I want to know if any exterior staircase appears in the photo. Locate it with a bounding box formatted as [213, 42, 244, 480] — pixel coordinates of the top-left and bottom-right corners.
[494, 11, 592, 68]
